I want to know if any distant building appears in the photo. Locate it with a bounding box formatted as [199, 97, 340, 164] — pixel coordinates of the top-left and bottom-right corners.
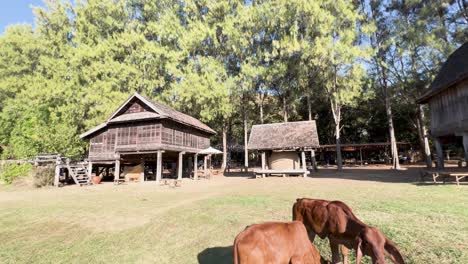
[247, 121, 320, 177]
[80, 93, 216, 182]
[417, 42, 468, 168]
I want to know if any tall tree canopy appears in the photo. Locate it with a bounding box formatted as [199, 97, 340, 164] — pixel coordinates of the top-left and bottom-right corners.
[0, 0, 466, 171]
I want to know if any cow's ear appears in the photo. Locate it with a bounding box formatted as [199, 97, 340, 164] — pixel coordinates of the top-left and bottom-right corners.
[356, 238, 363, 264]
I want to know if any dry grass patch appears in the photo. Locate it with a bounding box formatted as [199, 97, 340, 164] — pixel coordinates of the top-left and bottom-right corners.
[0, 166, 467, 263]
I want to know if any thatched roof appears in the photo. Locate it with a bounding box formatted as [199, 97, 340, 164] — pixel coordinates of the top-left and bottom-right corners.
[417, 42, 468, 103]
[80, 93, 215, 139]
[247, 121, 320, 151]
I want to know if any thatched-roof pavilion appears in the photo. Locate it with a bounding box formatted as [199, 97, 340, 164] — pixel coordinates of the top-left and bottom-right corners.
[80, 92, 216, 183]
[417, 42, 468, 169]
[247, 121, 320, 177]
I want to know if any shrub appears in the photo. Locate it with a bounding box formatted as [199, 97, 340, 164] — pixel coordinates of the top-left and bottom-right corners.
[0, 163, 33, 184]
[32, 166, 55, 188]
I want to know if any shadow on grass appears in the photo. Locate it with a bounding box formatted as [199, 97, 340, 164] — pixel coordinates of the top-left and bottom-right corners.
[198, 246, 233, 264]
[312, 167, 419, 183]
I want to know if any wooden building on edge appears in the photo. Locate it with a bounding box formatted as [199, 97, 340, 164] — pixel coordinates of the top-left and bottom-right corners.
[80, 93, 216, 182]
[417, 42, 468, 169]
[247, 121, 320, 177]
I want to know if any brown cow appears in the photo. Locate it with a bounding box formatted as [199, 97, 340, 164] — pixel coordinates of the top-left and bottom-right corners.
[233, 221, 329, 264]
[293, 198, 405, 264]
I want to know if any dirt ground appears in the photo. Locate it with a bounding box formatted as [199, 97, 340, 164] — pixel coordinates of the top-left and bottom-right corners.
[0, 164, 467, 263]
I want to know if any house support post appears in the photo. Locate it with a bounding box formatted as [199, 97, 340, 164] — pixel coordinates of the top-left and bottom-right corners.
[114, 159, 120, 181]
[301, 151, 307, 177]
[178, 152, 185, 180]
[54, 165, 61, 187]
[156, 151, 163, 182]
[310, 149, 318, 172]
[87, 161, 93, 178]
[261, 152, 266, 178]
[463, 133, 468, 168]
[434, 137, 444, 170]
[188, 157, 193, 178]
[203, 155, 208, 178]
[194, 154, 198, 180]
[140, 161, 145, 183]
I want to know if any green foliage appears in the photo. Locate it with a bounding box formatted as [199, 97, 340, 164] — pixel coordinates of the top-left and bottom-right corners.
[0, 163, 33, 185]
[0, 0, 465, 159]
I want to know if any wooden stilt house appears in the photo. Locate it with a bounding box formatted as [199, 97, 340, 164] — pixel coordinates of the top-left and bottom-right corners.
[247, 121, 320, 177]
[80, 93, 216, 183]
[417, 42, 468, 169]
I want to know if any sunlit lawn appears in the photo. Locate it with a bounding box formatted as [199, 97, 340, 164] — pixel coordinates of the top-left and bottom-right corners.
[0, 167, 467, 263]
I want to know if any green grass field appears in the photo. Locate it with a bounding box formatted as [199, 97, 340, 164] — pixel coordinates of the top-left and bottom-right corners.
[0, 167, 467, 264]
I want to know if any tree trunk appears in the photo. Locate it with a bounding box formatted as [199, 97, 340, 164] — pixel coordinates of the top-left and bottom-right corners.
[260, 100, 264, 124]
[283, 96, 288, 122]
[385, 96, 400, 170]
[221, 121, 228, 171]
[335, 121, 343, 171]
[244, 109, 249, 170]
[307, 94, 312, 121]
[417, 105, 432, 168]
[331, 100, 343, 172]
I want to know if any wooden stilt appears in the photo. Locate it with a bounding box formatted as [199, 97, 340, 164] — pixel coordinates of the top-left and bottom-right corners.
[140, 161, 145, 183]
[87, 162, 93, 178]
[178, 152, 185, 180]
[203, 155, 207, 178]
[463, 133, 468, 168]
[434, 137, 444, 170]
[54, 165, 61, 187]
[156, 151, 163, 182]
[194, 154, 198, 180]
[114, 159, 120, 181]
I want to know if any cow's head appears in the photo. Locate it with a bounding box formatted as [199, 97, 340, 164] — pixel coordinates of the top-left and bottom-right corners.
[356, 226, 387, 264]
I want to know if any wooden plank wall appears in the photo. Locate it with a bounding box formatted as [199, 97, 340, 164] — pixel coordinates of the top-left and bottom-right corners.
[429, 79, 468, 136]
[89, 120, 210, 160]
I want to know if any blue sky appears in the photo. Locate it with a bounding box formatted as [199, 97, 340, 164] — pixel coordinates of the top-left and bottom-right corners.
[0, 0, 44, 34]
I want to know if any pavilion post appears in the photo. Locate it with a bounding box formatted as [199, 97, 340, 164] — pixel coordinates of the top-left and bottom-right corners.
[178, 152, 185, 180]
[434, 137, 444, 170]
[359, 148, 363, 166]
[261, 152, 266, 178]
[114, 159, 120, 181]
[463, 133, 468, 167]
[194, 154, 198, 180]
[156, 151, 163, 182]
[310, 149, 318, 172]
[301, 151, 307, 177]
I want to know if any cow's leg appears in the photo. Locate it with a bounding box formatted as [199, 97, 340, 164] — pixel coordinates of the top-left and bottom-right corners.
[330, 240, 342, 264]
[341, 245, 349, 264]
[308, 231, 317, 243]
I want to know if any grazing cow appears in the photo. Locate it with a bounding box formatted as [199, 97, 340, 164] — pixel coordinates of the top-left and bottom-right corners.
[233, 221, 328, 264]
[293, 198, 405, 264]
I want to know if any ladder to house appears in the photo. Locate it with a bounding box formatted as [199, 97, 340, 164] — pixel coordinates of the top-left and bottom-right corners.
[66, 164, 91, 186]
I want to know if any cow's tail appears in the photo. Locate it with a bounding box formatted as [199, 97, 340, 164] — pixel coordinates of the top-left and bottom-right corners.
[384, 237, 405, 264]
